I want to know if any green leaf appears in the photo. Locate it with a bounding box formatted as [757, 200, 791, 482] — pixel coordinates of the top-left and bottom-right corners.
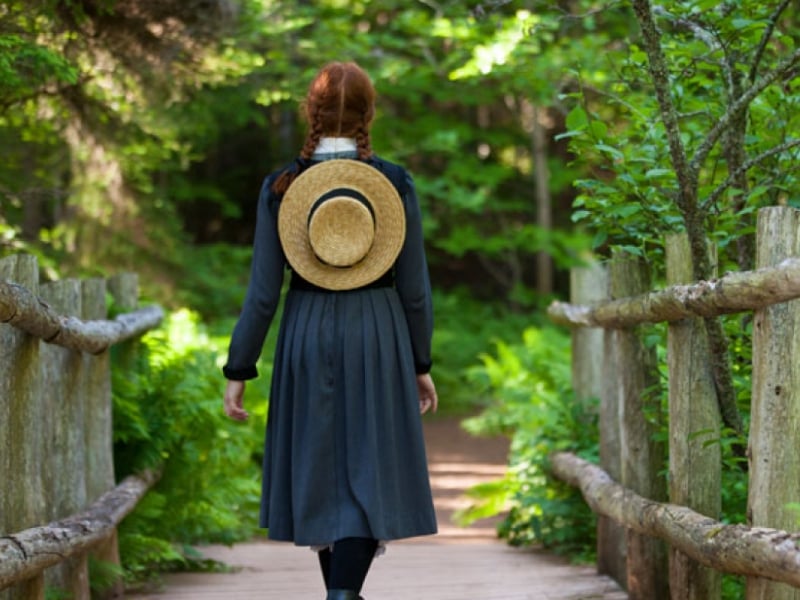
[594, 143, 624, 160]
[645, 168, 673, 179]
[565, 106, 588, 131]
[571, 209, 591, 222]
[589, 120, 608, 140]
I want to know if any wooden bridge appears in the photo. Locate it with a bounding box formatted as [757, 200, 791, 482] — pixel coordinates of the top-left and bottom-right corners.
[124, 417, 627, 600]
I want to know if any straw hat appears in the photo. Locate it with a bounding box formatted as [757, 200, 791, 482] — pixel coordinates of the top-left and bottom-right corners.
[278, 159, 406, 291]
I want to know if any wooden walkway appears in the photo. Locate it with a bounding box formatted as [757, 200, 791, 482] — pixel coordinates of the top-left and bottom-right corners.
[126, 417, 626, 599]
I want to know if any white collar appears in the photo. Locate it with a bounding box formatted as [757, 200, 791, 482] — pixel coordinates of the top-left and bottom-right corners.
[315, 137, 357, 154]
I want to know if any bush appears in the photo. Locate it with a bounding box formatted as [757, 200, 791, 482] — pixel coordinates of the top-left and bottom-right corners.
[458, 325, 599, 561]
[431, 288, 538, 414]
[112, 309, 269, 586]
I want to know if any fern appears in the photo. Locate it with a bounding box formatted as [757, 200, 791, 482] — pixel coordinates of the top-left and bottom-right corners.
[112, 309, 265, 584]
[462, 324, 599, 561]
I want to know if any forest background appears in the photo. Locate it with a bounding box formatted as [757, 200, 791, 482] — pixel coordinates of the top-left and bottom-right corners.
[1, 1, 798, 598]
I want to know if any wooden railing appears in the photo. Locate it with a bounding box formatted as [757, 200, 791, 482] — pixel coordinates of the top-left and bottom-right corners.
[547, 206, 800, 600]
[0, 253, 164, 600]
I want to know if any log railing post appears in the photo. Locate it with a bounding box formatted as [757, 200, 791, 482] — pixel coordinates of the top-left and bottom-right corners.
[82, 277, 114, 503]
[571, 261, 608, 411]
[0, 255, 46, 600]
[747, 207, 800, 600]
[39, 279, 90, 599]
[574, 261, 626, 585]
[608, 252, 669, 599]
[0, 254, 161, 597]
[82, 276, 122, 599]
[665, 233, 721, 600]
[94, 272, 141, 598]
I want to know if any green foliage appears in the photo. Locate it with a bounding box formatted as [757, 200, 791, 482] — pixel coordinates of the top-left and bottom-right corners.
[174, 243, 254, 320]
[88, 557, 126, 597]
[561, 0, 800, 274]
[711, 317, 750, 600]
[0, 32, 78, 104]
[2, 0, 797, 584]
[112, 309, 267, 584]
[0, 219, 62, 280]
[43, 588, 71, 600]
[459, 325, 599, 559]
[1, 0, 603, 302]
[430, 289, 543, 413]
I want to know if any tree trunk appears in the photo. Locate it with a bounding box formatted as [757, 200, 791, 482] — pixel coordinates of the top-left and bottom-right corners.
[532, 104, 553, 296]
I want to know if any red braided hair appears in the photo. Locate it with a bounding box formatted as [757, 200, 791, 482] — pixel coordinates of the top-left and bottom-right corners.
[272, 62, 376, 194]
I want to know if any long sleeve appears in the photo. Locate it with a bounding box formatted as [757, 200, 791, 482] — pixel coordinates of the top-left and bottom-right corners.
[222, 175, 286, 380]
[394, 173, 434, 374]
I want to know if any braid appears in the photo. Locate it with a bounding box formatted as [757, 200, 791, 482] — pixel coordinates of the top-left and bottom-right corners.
[300, 108, 324, 159]
[355, 123, 373, 159]
[272, 109, 323, 194]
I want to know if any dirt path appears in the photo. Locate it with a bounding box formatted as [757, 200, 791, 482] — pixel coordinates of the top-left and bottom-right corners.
[421, 414, 512, 542]
[125, 415, 626, 599]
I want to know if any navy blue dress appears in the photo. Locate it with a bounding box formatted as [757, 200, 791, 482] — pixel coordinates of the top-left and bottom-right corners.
[223, 152, 437, 546]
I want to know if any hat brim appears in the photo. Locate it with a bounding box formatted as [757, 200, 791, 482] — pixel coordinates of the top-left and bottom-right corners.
[278, 159, 406, 291]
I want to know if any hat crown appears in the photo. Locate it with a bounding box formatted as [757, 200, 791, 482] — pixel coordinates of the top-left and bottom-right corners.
[308, 195, 375, 267]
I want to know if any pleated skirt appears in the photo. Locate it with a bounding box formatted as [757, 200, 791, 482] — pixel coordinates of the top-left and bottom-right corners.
[259, 286, 438, 546]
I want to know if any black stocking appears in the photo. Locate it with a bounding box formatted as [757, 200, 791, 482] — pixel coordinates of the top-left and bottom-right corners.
[318, 546, 332, 589]
[328, 537, 378, 593]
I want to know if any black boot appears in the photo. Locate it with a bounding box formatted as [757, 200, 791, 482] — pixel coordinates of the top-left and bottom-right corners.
[326, 590, 363, 600]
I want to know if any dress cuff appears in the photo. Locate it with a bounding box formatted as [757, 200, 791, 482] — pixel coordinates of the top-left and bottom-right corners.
[415, 360, 432, 375]
[222, 364, 258, 381]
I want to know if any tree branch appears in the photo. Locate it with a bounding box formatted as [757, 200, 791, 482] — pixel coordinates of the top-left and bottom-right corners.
[469, 0, 514, 19]
[577, 81, 647, 120]
[631, 0, 696, 203]
[633, 0, 745, 442]
[702, 139, 800, 211]
[652, 5, 718, 50]
[749, 0, 792, 85]
[692, 47, 800, 171]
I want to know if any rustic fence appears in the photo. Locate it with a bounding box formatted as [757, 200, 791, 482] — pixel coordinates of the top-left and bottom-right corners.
[547, 206, 800, 600]
[0, 253, 164, 600]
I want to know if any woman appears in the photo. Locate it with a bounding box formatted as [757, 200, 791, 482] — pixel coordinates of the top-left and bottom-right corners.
[222, 61, 438, 600]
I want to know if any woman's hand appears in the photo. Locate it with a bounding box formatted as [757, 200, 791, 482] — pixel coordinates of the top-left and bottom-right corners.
[224, 379, 249, 421]
[416, 373, 438, 415]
